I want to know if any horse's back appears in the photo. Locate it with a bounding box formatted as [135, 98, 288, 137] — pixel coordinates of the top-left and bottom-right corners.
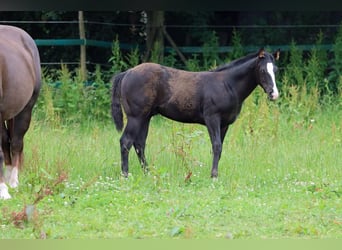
[0, 25, 40, 72]
[0, 25, 41, 120]
[121, 62, 208, 122]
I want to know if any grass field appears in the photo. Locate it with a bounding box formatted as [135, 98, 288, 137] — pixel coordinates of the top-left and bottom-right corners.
[0, 99, 341, 239]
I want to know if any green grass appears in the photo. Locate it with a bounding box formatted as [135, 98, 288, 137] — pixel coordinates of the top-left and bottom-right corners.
[0, 103, 341, 239]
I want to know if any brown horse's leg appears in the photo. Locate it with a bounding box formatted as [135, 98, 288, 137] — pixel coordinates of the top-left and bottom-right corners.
[205, 115, 222, 178]
[133, 118, 150, 173]
[5, 119, 19, 188]
[0, 115, 11, 199]
[2, 121, 13, 186]
[2, 122, 12, 166]
[6, 95, 36, 188]
[6, 81, 39, 189]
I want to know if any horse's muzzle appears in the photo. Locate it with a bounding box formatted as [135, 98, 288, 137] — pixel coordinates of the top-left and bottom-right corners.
[268, 93, 276, 100]
[268, 90, 279, 100]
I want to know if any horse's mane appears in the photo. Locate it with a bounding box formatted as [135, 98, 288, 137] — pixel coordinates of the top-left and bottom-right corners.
[211, 52, 259, 72]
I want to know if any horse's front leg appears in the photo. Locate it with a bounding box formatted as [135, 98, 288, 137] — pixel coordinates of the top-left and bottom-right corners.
[205, 116, 222, 178]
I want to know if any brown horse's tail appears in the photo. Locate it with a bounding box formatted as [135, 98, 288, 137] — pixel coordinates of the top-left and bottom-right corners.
[111, 71, 126, 132]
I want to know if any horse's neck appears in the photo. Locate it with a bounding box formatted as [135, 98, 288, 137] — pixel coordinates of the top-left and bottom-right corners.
[225, 59, 258, 102]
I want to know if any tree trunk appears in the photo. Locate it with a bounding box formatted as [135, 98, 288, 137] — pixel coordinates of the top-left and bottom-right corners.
[78, 11, 87, 81]
[144, 11, 164, 62]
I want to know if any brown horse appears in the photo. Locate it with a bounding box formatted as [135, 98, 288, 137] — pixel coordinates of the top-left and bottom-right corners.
[0, 25, 41, 199]
[111, 48, 279, 179]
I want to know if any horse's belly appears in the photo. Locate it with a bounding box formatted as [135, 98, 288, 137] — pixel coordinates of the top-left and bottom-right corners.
[157, 104, 204, 124]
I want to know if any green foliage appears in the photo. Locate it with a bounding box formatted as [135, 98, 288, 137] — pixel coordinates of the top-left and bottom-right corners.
[33, 64, 112, 125]
[230, 29, 244, 60]
[185, 54, 202, 71]
[164, 50, 178, 68]
[52, 64, 84, 123]
[286, 40, 304, 87]
[108, 36, 128, 75]
[202, 31, 220, 69]
[305, 33, 325, 91]
[332, 24, 342, 76]
[34, 68, 60, 125]
[150, 41, 163, 63]
[125, 47, 140, 68]
[83, 65, 112, 121]
[328, 23, 342, 97]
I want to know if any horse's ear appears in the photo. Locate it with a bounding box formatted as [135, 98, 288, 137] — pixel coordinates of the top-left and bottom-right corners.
[258, 48, 265, 58]
[274, 49, 280, 61]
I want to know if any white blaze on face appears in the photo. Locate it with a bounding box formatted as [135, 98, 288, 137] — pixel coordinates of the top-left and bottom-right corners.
[266, 62, 279, 100]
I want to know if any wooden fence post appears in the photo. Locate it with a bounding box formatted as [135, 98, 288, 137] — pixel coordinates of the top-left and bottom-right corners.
[78, 11, 87, 81]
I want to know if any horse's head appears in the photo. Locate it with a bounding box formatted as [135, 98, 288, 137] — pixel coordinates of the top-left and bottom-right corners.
[255, 48, 280, 100]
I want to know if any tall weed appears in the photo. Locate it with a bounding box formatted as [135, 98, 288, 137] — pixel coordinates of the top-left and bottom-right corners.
[34, 68, 61, 126]
[202, 31, 220, 69]
[53, 64, 83, 122]
[329, 23, 342, 94]
[108, 36, 128, 75]
[185, 54, 202, 71]
[229, 29, 244, 60]
[286, 40, 304, 87]
[83, 65, 111, 121]
[150, 41, 163, 63]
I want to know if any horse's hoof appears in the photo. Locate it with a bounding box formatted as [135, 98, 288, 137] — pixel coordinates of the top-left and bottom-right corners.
[0, 183, 12, 200]
[211, 172, 218, 179]
[143, 168, 149, 175]
[121, 172, 129, 178]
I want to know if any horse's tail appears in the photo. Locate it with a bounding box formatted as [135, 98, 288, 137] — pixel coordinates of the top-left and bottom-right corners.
[111, 71, 126, 132]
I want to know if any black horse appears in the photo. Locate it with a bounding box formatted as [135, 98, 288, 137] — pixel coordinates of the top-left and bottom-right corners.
[111, 48, 279, 178]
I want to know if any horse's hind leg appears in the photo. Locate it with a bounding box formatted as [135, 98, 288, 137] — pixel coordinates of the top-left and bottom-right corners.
[2, 122, 13, 186]
[6, 97, 36, 188]
[133, 118, 150, 173]
[2, 122, 11, 164]
[120, 116, 141, 177]
[120, 116, 150, 177]
[0, 116, 11, 199]
[6, 83, 39, 188]
[4, 119, 20, 188]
